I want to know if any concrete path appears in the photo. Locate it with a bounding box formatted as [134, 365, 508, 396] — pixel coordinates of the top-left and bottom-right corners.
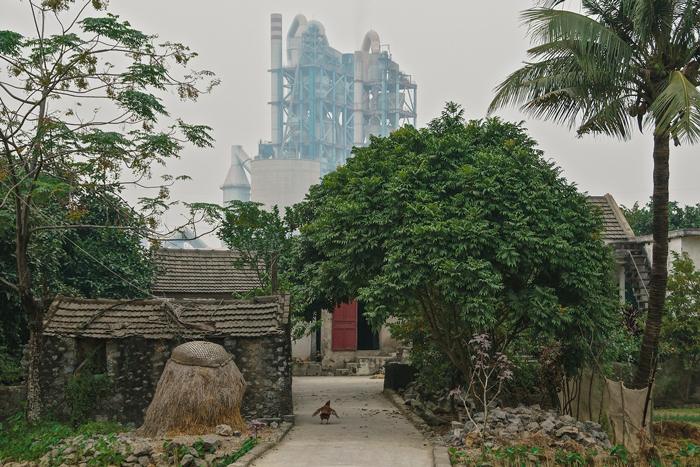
[251, 376, 434, 467]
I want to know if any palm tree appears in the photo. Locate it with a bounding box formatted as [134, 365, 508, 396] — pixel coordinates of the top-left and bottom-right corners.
[489, 0, 700, 394]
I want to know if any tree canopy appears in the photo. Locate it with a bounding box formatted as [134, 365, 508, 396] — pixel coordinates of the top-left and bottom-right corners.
[290, 104, 619, 381]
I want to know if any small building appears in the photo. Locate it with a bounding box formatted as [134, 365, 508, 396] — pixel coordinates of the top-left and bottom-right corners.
[41, 295, 293, 426]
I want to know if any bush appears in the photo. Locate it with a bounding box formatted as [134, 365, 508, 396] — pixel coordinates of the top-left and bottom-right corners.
[0, 413, 125, 462]
[0, 346, 22, 385]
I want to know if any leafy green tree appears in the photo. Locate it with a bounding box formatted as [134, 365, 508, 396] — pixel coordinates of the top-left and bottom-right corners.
[0, 0, 216, 420]
[661, 251, 700, 401]
[621, 201, 700, 236]
[217, 201, 296, 295]
[290, 104, 619, 383]
[488, 0, 700, 392]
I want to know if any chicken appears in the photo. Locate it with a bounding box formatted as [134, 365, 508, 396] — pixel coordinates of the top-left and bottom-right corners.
[312, 400, 339, 424]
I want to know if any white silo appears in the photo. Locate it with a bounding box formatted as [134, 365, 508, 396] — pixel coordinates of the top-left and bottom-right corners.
[220, 145, 251, 206]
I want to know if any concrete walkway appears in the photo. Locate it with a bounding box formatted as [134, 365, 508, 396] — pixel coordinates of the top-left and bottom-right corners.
[251, 376, 434, 467]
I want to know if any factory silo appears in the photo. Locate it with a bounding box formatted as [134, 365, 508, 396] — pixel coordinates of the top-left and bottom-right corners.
[220, 145, 251, 205]
[250, 159, 320, 210]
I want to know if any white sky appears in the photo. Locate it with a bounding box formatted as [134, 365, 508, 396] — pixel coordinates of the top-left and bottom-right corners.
[5, 1, 700, 236]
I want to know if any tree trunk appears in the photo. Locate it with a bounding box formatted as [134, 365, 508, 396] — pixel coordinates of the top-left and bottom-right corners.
[632, 134, 670, 390]
[16, 200, 44, 421]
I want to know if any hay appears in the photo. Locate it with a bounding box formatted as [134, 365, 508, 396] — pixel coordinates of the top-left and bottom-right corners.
[137, 342, 246, 438]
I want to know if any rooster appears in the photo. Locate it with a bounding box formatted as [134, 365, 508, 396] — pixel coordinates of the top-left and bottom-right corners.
[312, 400, 339, 424]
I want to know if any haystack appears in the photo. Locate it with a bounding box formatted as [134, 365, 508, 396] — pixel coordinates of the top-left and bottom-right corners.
[137, 341, 246, 438]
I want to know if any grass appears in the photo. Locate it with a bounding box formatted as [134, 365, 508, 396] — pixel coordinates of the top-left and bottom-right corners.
[0, 412, 126, 462]
[654, 408, 700, 426]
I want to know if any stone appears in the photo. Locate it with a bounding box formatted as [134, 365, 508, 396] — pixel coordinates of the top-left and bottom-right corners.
[526, 422, 540, 432]
[233, 431, 242, 437]
[505, 424, 520, 433]
[132, 445, 152, 457]
[215, 424, 232, 437]
[540, 419, 556, 432]
[425, 401, 438, 413]
[555, 426, 579, 438]
[416, 406, 445, 425]
[561, 415, 576, 424]
[491, 409, 507, 421]
[137, 456, 150, 467]
[270, 421, 279, 429]
[198, 436, 221, 452]
[125, 456, 138, 463]
[204, 454, 215, 464]
[409, 399, 425, 410]
[180, 454, 194, 467]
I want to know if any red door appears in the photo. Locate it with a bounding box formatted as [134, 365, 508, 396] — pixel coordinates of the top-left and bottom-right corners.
[331, 301, 357, 351]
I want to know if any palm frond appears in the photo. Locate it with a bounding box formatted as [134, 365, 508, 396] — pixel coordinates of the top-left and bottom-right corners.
[576, 98, 636, 139]
[649, 70, 700, 143]
[521, 8, 634, 74]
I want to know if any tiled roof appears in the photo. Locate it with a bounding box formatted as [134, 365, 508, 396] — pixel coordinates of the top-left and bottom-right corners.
[151, 249, 260, 295]
[588, 194, 636, 242]
[44, 295, 289, 339]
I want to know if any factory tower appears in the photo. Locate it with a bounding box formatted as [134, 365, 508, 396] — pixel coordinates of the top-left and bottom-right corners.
[265, 13, 417, 176]
[222, 14, 417, 210]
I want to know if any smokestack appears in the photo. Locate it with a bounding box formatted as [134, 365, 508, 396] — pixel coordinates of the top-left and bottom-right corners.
[353, 50, 365, 146]
[271, 14, 283, 156]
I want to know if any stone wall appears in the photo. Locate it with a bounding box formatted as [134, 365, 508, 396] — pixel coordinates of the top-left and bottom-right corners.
[0, 385, 26, 420]
[40, 333, 293, 427]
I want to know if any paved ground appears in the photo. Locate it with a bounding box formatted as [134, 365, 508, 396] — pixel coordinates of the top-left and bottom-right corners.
[251, 376, 434, 467]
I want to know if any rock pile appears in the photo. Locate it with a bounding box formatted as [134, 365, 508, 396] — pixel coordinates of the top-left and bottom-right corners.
[1, 424, 276, 467]
[445, 406, 612, 450]
[398, 382, 612, 450]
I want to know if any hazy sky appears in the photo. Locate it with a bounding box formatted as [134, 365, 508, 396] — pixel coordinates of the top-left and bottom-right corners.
[5, 0, 700, 237]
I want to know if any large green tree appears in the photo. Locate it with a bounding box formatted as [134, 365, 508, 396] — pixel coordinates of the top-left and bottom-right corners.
[291, 104, 619, 383]
[488, 0, 700, 392]
[0, 0, 216, 420]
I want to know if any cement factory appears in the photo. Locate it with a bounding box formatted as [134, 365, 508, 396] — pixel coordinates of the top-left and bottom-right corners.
[221, 13, 418, 210]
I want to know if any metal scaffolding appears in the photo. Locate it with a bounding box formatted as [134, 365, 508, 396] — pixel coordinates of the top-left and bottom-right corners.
[264, 14, 417, 177]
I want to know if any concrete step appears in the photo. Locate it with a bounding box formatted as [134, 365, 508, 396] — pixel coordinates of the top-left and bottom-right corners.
[335, 368, 350, 376]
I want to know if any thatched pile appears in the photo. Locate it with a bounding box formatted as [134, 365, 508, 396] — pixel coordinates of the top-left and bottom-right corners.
[137, 341, 246, 438]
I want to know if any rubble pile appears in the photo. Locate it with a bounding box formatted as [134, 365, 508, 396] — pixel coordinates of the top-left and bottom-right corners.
[398, 382, 612, 450]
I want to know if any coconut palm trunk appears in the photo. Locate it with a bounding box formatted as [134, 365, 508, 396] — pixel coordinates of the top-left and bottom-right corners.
[633, 134, 670, 389]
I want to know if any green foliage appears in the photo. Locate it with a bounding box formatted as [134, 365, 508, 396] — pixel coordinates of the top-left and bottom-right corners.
[0, 413, 125, 462]
[217, 201, 296, 295]
[210, 438, 260, 467]
[291, 103, 619, 382]
[65, 350, 110, 427]
[620, 201, 700, 236]
[0, 345, 22, 384]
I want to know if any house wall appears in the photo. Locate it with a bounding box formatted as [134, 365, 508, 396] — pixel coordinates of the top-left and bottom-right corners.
[318, 309, 401, 372]
[40, 333, 293, 427]
[642, 236, 700, 270]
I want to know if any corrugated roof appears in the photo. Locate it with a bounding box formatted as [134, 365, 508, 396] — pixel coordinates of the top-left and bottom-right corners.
[588, 194, 636, 242]
[44, 295, 287, 339]
[151, 249, 260, 294]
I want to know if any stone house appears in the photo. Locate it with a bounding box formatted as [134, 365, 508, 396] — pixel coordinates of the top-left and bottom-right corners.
[41, 294, 293, 426]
